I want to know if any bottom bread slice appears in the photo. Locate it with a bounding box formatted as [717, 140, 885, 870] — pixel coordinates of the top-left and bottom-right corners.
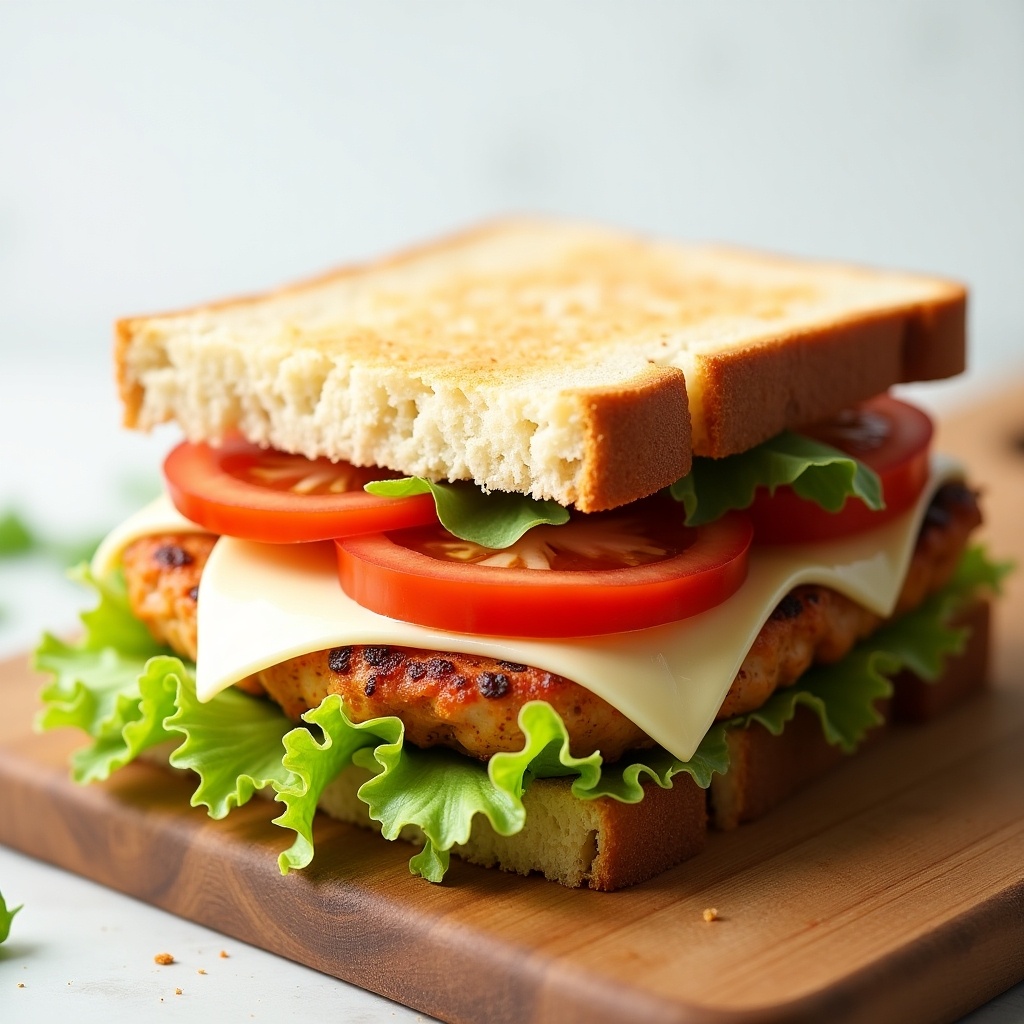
[318, 765, 708, 891]
[316, 602, 990, 890]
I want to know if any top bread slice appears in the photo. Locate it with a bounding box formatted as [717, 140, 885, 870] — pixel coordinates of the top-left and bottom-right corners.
[116, 219, 965, 512]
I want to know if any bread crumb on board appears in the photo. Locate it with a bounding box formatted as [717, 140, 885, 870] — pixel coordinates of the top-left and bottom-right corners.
[175, 987, 183, 996]
[197, 968, 207, 975]
[702, 907, 720, 922]
[154, 952, 175, 965]
[219, 949, 229, 958]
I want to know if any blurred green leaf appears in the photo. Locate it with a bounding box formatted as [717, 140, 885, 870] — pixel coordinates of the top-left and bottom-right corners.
[0, 887, 21, 943]
[0, 509, 38, 556]
[0, 506, 103, 569]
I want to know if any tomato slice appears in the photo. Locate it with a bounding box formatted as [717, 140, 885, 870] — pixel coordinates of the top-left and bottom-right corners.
[163, 440, 438, 543]
[334, 497, 753, 637]
[750, 394, 934, 543]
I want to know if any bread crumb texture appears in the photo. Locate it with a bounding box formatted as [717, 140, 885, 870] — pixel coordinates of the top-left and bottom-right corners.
[117, 220, 963, 510]
[702, 907, 720, 922]
[153, 952, 175, 965]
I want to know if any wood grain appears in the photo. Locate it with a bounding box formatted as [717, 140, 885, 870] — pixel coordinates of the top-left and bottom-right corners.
[2, 383, 1024, 1024]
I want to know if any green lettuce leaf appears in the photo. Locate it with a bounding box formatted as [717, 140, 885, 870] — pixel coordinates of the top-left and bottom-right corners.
[65, 655, 184, 783]
[732, 647, 895, 754]
[0, 888, 21, 944]
[33, 565, 183, 781]
[364, 477, 569, 547]
[577, 726, 731, 801]
[166, 680, 296, 819]
[671, 432, 883, 526]
[355, 742, 527, 882]
[273, 695, 393, 873]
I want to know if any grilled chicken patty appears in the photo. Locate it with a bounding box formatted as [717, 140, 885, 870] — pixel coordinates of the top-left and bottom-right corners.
[122, 483, 981, 761]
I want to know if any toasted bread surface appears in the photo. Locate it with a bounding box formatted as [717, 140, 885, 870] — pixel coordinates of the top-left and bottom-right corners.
[117, 219, 964, 510]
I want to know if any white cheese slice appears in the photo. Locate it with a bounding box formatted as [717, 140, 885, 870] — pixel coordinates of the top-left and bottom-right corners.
[186, 456, 962, 762]
[91, 494, 209, 577]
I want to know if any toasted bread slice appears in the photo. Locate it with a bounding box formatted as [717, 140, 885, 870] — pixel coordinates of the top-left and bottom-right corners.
[318, 767, 708, 891]
[116, 219, 964, 511]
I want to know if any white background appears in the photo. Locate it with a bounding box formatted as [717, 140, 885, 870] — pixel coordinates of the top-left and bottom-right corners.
[1, 2, 1022, 1021]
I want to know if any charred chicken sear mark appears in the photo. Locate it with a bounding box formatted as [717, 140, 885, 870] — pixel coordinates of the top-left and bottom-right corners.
[120, 482, 982, 761]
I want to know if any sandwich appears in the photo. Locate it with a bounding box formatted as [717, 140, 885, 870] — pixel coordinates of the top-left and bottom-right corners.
[34, 219, 1006, 890]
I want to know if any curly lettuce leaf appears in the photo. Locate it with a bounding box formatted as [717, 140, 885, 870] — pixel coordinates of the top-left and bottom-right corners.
[273, 695, 530, 881]
[364, 477, 569, 547]
[733, 647, 896, 754]
[34, 565, 184, 781]
[67, 563, 160, 657]
[579, 726, 731, 802]
[166, 680, 296, 818]
[273, 695, 394, 873]
[0, 888, 21, 944]
[671, 432, 883, 526]
[356, 744, 528, 882]
[66, 655, 184, 783]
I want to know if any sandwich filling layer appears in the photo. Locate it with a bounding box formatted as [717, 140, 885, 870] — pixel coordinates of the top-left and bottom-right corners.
[120, 479, 977, 764]
[100, 457, 971, 763]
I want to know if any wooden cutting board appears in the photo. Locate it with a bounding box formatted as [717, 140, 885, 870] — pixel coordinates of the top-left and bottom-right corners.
[3, 384, 1024, 1024]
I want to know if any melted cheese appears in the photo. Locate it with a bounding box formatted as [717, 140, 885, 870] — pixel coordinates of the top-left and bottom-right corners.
[92, 458, 961, 762]
[92, 495, 209, 577]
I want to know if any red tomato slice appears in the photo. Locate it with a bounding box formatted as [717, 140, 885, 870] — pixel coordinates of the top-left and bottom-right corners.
[751, 394, 933, 544]
[334, 497, 753, 638]
[163, 440, 437, 543]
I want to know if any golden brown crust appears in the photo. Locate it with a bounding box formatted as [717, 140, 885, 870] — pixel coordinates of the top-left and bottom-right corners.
[693, 272, 965, 457]
[709, 704, 871, 831]
[585, 774, 707, 890]
[576, 365, 691, 512]
[900, 286, 968, 383]
[696, 313, 905, 457]
[314, 765, 706, 890]
[447, 773, 706, 890]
